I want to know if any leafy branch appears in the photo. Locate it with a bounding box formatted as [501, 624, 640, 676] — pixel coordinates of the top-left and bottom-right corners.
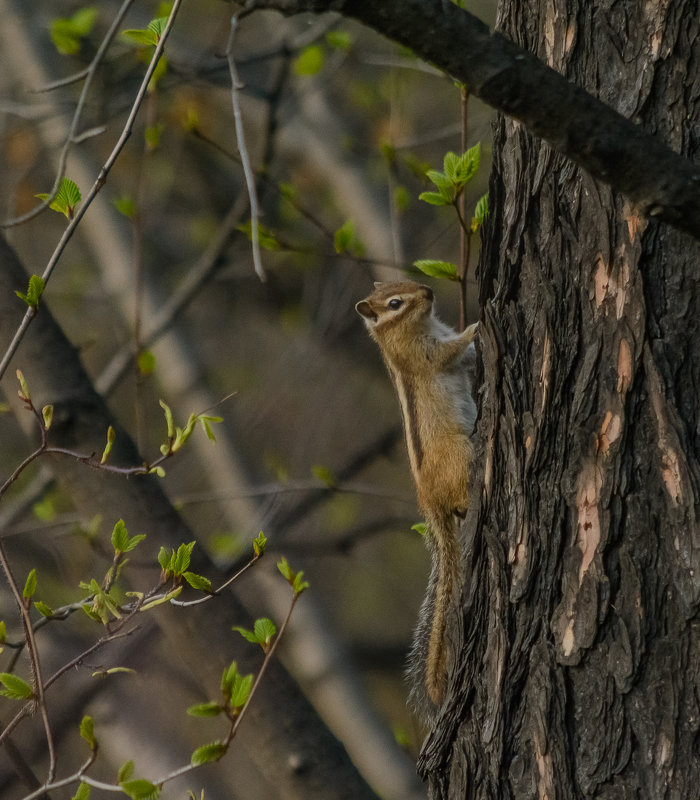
[0, 0, 183, 384]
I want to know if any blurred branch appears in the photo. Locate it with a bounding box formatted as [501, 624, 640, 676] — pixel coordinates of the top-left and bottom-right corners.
[227, 13, 266, 282]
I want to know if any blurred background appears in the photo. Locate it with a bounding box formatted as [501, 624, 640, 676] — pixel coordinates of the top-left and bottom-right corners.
[0, 0, 494, 797]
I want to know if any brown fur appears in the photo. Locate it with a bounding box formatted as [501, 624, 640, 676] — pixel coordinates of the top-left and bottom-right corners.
[356, 281, 476, 710]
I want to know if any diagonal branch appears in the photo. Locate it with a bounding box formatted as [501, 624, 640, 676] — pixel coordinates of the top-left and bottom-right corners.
[252, 0, 700, 241]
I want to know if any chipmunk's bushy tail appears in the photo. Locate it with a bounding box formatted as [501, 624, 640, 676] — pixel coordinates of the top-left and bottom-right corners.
[407, 510, 461, 717]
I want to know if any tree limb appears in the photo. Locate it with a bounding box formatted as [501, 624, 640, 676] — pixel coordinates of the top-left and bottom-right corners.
[252, 0, 700, 240]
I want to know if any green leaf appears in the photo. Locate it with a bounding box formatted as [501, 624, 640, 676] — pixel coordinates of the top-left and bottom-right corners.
[293, 571, 309, 595]
[411, 522, 427, 536]
[333, 219, 364, 255]
[442, 151, 461, 183]
[186, 701, 222, 718]
[183, 572, 212, 592]
[277, 556, 293, 583]
[33, 496, 55, 522]
[0, 672, 33, 700]
[311, 464, 335, 487]
[220, 660, 239, 696]
[80, 715, 97, 749]
[157, 547, 170, 571]
[418, 190, 451, 207]
[34, 601, 54, 618]
[72, 782, 91, 800]
[0, 621, 6, 644]
[229, 672, 253, 709]
[253, 618, 277, 646]
[145, 123, 164, 150]
[16, 370, 30, 401]
[172, 541, 196, 575]
[455, 142, 481, 187]
[198, 414, 223, 442]
[36, 177, 81, 219]
[41, 405, 53, 430]
[159, 400, 175, 439]
[232, 625, 259, 644]
[472, 191, 489, 229]
[237, 220, 280, 251]
[111, 519, 129, 553]
[119, 779, 159, 800]
[15, 275, 45, 309]
[114, 195, 136, 219]
[23, 569, 37, 600]
[50, 6, 98, 55]
[111, 520, 146, 555]
[326, 30, 352, 50]
[122, 28, 159, 46]
[293, 44, 324, 76]
[425, 169, 453, 198]
[277, 558, 309, 594]
[252, 531, 267, 557]
[137, 350, 156, 377]
[190, 741, 227, 766]
[147, 17, 169, 40]
[413, 259, 459, 281]
[117, 760, 134, 784]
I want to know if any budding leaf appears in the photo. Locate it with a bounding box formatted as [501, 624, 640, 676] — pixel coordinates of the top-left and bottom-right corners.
[190, 741, 227, 766]
[72, 782, 91, 800]
[472, 191, 489, 230]
[0, 672, 33, 700]
[101, 426, 116, 464]
[413, 259, 459, 281]
[119, 779, 160, 800]
[187, 702, 222, 718]
[36, 177, 81, 219]
[80, 715, 97, 749]
[183, 572, 212, 592]
[15, 275, 45, 309]
[16, 370, 30, 401]
[34, 601, 54, 618]
[41, 405, 53, 430]
[23, 569, 37, 600]
[252, 531, 267, 557]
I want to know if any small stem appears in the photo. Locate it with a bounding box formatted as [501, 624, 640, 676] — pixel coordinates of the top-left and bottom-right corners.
[0, 538, 56, 780]
[227, 13, 266, 282]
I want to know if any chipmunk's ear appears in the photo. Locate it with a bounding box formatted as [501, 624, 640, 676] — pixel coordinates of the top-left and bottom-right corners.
[420, 284, 434, 301]
[373, 281, 383, 289]
[355, 300, 377, 321]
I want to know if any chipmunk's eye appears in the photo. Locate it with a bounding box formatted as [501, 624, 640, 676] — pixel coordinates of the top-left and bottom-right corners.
[388, 298, 403, 310]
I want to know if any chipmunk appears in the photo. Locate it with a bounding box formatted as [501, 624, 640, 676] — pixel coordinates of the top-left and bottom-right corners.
[356, 281, 477, 715]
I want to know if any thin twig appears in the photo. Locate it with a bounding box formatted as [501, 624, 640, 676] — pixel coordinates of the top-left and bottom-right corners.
[0, 537, 56, 780]
[0, 0, 183, 383]
[2, 0, 137, 228]
[226, 13, 266, 282]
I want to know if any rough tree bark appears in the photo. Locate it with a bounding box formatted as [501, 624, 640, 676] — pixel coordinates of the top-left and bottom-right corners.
[419, 1, 700, 798]
[254, 0, 700, 795]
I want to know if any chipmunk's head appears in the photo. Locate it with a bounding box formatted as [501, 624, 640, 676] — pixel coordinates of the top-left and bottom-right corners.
[355, 281, 434, 337]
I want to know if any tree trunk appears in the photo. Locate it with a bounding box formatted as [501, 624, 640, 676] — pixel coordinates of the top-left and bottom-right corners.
[420, 1, 700, 797]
